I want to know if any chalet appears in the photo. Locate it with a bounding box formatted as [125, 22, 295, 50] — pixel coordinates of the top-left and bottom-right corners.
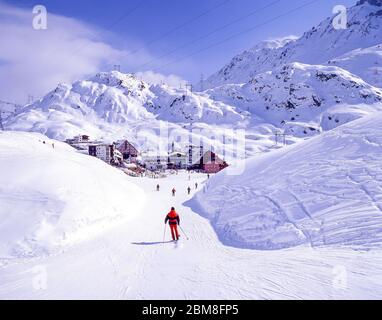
[189, 150, 228, 173]
[204, 161, 229, 174]
[66, 134, 90, 145]
[187, 144, 204, 167]
[89, 144, 122, 165]
[168, 151, 188, 169]
[115, 139, 138, 163]
[141, 152, 168, 171]
[113, 149, 124, 166]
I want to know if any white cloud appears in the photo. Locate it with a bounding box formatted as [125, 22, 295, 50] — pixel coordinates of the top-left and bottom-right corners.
[0, 2, 186, 104]
[136, 70, 186, 87]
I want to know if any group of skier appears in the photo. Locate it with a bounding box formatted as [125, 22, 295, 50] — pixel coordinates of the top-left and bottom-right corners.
[156, 183, 199, 196]
[157, 174, 210, 242]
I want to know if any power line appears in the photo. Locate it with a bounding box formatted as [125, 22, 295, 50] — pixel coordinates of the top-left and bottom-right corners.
[125, 0, 233, 57]
[103, 0, 146, 31]
[47, 0, 232, 73]
[135, 0, 281, 70]
[152, 0, 320, 73]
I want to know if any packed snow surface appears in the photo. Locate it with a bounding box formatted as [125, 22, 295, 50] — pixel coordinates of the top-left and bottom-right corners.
[191, 112, 382, 250]
[1, 0, 382, 299]
[0, 131, 145, 258]
[1, 167, 382, 299]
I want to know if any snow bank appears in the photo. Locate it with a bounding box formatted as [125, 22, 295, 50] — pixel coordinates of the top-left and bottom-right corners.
[189, 111, 382, 250]
[0, 131, 145, 258]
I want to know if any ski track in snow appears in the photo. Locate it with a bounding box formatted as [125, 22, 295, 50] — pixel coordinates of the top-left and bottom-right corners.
[1, 172, 382, 299]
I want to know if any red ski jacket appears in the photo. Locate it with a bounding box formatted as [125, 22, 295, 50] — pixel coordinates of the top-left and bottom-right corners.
[165, 210, 180, 225]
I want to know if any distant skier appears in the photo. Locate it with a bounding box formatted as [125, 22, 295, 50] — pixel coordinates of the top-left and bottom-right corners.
[172, 188, 176, 196]
[156, 184, 160, 191]
[207, 174, 210, 179]
[165, 207, 180, 241]
[187, 186, 191, 195]
[195, 182, 198, 189]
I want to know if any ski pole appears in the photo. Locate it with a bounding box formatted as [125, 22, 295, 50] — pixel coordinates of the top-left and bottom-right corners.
[179, 225, 189, 240]
[163, 224, 166, 244]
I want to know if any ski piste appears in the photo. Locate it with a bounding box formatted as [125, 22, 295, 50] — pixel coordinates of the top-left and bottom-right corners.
[1, 0, 382, 302]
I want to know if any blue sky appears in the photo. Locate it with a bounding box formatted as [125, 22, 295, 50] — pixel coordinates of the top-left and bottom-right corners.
[1, 0, 355, 103]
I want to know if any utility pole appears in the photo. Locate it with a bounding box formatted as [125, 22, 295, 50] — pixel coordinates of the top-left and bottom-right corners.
[27, 94, 34, 105]
[0, 111, 4, 131]
[200, 73, 204, 91]
[222, 133, 226, 161]
[185, 83, 193, 93]
[275, 131, 287, 146]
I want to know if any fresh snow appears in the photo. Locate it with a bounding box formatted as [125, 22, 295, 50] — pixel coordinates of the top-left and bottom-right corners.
[6, 64, 382, 159]
[190, 111, 382, 250]
[206, 62, 382, 136]
[328, 44, 382, 89]
[1, 0, 382, 300]
[0, 131, 145, 258]
[5, 71, 245, 139]
[1, 160, 382, 299]
[6, 1, 382, 157]
[202, 0, 382, 89]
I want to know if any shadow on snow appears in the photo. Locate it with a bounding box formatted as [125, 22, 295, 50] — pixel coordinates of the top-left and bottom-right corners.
[131, 241, 174, 246]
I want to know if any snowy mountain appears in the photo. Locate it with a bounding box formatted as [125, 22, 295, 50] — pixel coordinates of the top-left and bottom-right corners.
[207, 63, 382, 137]
[0, 131, 145, 258]
[2, 0, 382, 300]
[328, 44, 382, 88]
[203, 0, 382, 89]
[6, 71, 245, 138]
[6, 63, 382, 157]
[4, 1, 382, 159]
[4, 72, 254, 157]
[190, 110, 382, 250]
[200, 36, 298, 89]
[0, 100, 21, 122]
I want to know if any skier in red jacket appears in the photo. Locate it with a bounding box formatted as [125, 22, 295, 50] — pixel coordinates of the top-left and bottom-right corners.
[165, 207, 180, 241]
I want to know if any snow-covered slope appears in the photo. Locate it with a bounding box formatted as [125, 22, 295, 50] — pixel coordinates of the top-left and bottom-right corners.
[200, 36, 297, 89]
[5, 71, 245, 141]
[203, 0, 382, 89]
[4, 71, 256, 159]
[7, 64, 382, 150]
[0, 100, 21, 121]
[207, 63, 382, 137]
[190, 111, 382, 250]
[5, 1, 382, 158]
[0, 131, 145, 258]
[328, 44, 382, 88]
